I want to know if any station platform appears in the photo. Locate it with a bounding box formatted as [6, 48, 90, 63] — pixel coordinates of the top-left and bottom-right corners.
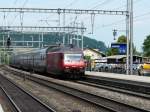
[85, 71, 150, 84]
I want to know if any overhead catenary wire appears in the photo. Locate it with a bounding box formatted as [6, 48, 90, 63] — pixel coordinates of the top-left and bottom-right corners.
[101, 10, 150, 28]
[86, 0, 110, 9]
[40, 0, 79, 27]
[89, 0, 112, 10]
[65, 0, 114, 34]
[100, 0, 143, 28]
[112, 0, 141, 10]
[22, 0, 28, 8]
[4, 0, 18, 26]
[85, 0, 142, 33]
[64, 0, 79, 8]
[65, 0, 116, 44]
[65, 0, 113, 22]
[10, 0, 28, 26]
[79, 0, 116, 34]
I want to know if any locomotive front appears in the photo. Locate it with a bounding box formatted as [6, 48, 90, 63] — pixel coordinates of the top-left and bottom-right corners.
[63, 52, 85, 77]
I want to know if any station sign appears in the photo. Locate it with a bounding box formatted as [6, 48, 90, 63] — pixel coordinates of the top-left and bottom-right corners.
[111, 43, 126, 55]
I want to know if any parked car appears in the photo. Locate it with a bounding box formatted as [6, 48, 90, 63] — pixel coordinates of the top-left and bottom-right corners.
[94, 63, 112, 72]
[94, 63, 104, 71]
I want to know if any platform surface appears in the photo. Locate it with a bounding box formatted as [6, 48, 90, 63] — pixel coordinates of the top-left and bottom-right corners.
[85, 71, 150, 83]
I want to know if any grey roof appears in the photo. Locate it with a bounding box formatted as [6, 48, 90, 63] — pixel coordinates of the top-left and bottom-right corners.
[106, 55, 126, 59]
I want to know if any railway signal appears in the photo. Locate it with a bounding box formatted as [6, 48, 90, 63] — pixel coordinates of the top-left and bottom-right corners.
[6, 37, 11, 48]
[113, 29, 117, 40]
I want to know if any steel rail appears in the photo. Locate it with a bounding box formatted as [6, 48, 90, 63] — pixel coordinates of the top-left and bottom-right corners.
[0, 74, 56, 112]
[84, 75, 150, 95]
[5, 67, 149, 112]
[75, 80, 150, 100]
[0, 85, 22, 112]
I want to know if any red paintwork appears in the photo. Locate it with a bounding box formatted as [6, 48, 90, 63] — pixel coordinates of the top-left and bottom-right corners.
[64, 61, 85, 68]
[46, 52, 64, 74]
[46, 52, 85, 74]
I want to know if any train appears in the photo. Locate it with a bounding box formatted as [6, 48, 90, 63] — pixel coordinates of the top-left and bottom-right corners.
[9, 44, 85, 79]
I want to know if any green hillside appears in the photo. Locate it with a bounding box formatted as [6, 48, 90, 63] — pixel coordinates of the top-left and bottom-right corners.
[0, 32, 107, 52]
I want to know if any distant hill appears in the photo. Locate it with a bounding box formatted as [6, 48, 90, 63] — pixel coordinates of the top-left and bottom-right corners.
[83, 36, 107, 52]
[0, 32, 107, 52]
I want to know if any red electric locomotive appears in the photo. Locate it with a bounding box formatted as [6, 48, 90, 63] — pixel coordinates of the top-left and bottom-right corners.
[10, 44, 85, 79]
[46, 44, 85, 78]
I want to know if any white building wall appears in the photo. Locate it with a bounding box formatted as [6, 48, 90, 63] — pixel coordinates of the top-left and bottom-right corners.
[83, 49, 102, 60]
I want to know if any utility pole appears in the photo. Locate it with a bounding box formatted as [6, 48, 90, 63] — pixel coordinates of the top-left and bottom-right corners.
[63, 12, 65, 45]
[58, 9, 61, 44]
[127, 0, 133, 75]
[39, 33, 40, 48]
[20, 12, 24, 32]
[81, 22, 84, 50]
[70, 22, 73, 45]
[129, 0, 133, 75]
[91, 13, 95, 34]
[41, 32, 43, 48]
[126, 0, 130, 75]
[68, 33, 70, 45]
[63, 31, 65, 45]
[76, 23, 79, 48]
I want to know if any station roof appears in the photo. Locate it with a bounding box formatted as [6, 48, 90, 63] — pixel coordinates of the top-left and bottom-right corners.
[106, 55, 143, 59]
[106, 55, 126, 59]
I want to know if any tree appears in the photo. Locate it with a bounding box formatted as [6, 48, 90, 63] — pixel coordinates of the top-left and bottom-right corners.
[107, 35, 138, 56]
[117, 35, 127, 43]
[84, 55, 91, 61]
[111, 48, 119, 55]
[107, 35, 126, 56]
[106, 48, 119, 56]
[143, 35, 150, 56]
[106, 48, 112, 56]
[116, 35, 138, 55]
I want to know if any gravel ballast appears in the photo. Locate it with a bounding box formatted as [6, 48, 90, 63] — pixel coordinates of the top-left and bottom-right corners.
[2, 67, 150, 111]
[0, 70, 103, 112]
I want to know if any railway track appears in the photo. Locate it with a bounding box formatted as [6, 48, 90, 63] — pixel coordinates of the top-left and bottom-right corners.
[81, 75, 150, 99]
[0, 73, 56, 112]
[4, 67, 150, 112]
[0, 86, 19, 112]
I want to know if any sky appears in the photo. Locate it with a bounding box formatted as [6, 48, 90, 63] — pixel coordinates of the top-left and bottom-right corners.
[0, 0, 150, 51]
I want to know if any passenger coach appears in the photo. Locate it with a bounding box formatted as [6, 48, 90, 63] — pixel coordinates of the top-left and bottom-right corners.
[10, 44, 85, 79]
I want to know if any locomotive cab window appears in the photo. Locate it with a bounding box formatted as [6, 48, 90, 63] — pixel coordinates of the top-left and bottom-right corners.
[64, 54, 83, 61]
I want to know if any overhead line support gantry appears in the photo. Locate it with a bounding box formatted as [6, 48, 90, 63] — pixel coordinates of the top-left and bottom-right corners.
[0, 8, 127, 15]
